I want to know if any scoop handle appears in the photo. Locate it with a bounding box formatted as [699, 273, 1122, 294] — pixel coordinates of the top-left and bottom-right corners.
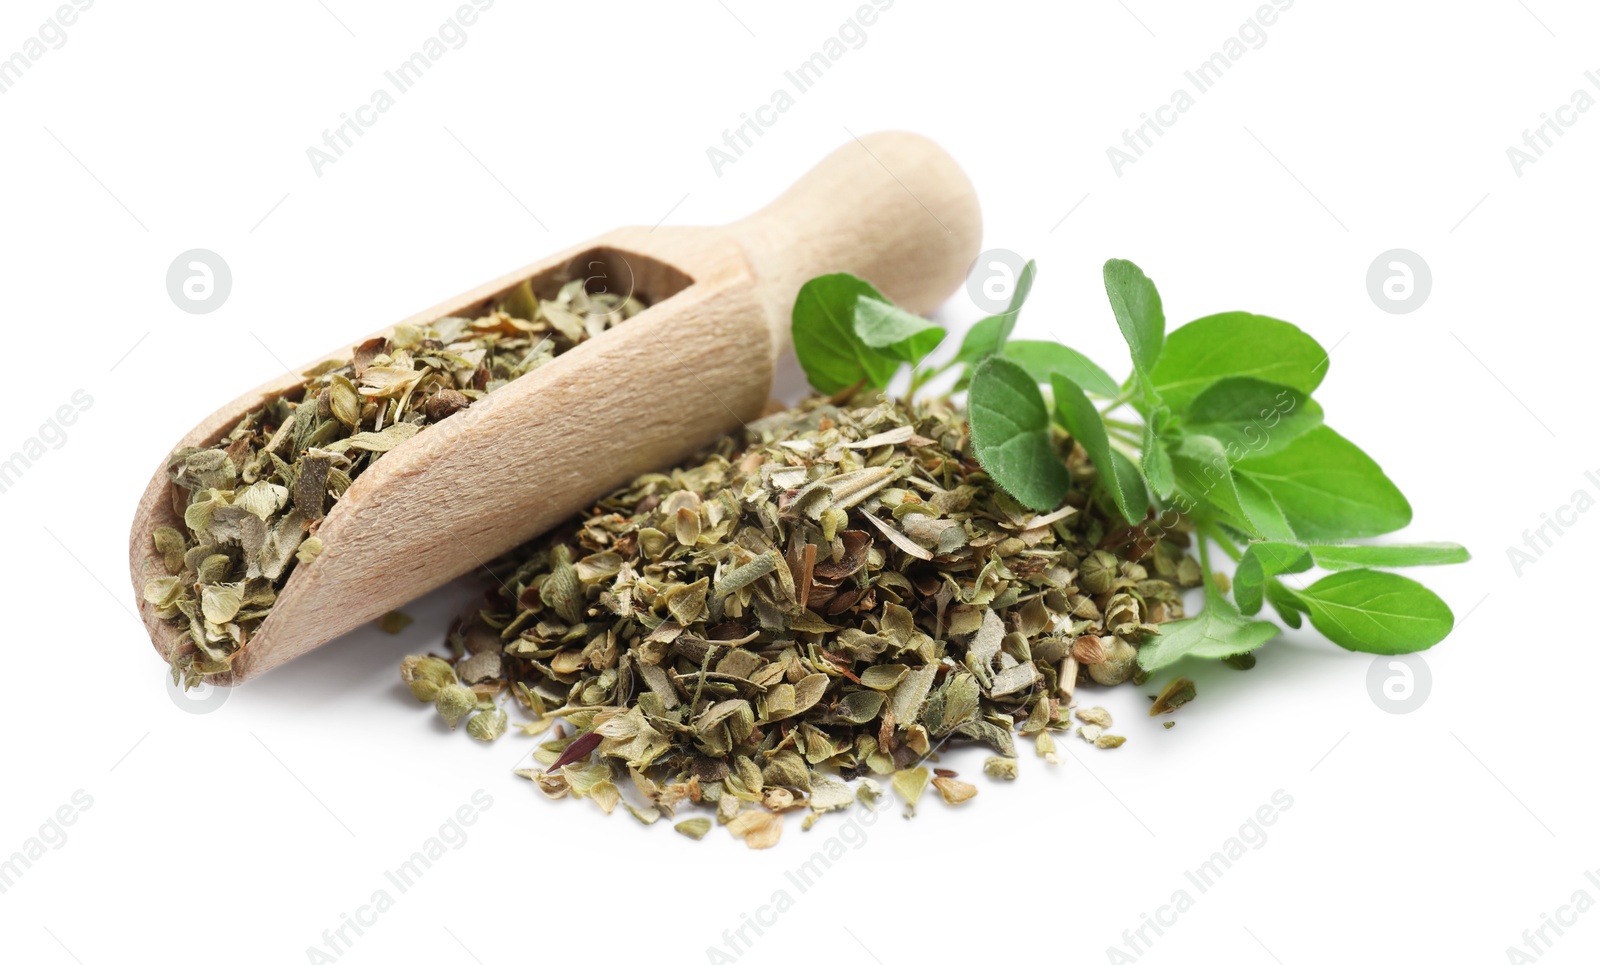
[728, 131, 982, 351]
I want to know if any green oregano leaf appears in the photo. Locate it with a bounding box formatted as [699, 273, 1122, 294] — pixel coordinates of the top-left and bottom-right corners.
[1142, 417, 1176, 500]
[945, 259, 1036, 389]
[854, 295, 945, 366]
[1234, 426, 1412, 541]
[1306, 542, 1470, 571]
[968, 357, 1070, 512]
[1108, 450, 1150, 525]
[1265, 579, 1306, 629]
[1051, 372, 1141, 523]
[950, 314, 1007, 371]
[1233, 541, 1312, 615]
[1147, 312, 1329, 412]
[791, 274, 900, 393]
[1287, 569, 1454, 654]
[1168, 434, 1251, 533]
[992, 258, 1036, 348]
[1103, 258, 1165, 376]
[1138, 589, 1278, 671]
[1232, 555, 1265, 616]
[1000, 340, 1121, 397]
[1233, 473, 1298, 542]
[1183, 377, 1323, 459]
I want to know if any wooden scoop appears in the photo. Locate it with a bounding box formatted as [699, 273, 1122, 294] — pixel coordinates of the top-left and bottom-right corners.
[128, 131, 982, 684]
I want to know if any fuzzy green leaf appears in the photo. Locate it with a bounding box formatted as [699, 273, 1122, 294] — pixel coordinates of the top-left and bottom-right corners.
[968, 357, 1071, 512]
[1001, 340, 1121, 397]
[1234, 473, 1298, 542]
[1265, 580, 1306, 628]
[1288, 569, 1454, 654]
[1169, 434, 1250, 531]
[946, 261, 1036, 389]
[1108, 450, 1150, 524]
[950, 314, 1007, 366]
[1104, 259, 1165, 376]
[1307, 542, 1470, 571]
[1051, 372, 1142, 523]
[1234, 427, 1412, 541]
[1142, 418, 1176, 500]
[1233, 541, 1313, 615]
[1138, 593, 1279, 671]
[854, 296, 945, 366]
[1184, 377, 1323, 459]
[791, 274, 900, 394]
[948, 316, 1006, 391]
[992, 258, 1036, 348]
[1148, 312, 1328, 412]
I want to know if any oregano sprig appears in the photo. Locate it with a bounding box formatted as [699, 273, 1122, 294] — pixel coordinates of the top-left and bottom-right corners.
[789, 257, 1468, 670]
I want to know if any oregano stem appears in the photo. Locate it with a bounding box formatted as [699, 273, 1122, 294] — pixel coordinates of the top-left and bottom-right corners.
[1195, 532, 1219, 597]
[1107, 426, 1142, 447]
[907, 365, 929, 397]
[1200, 523, 1243, 562]
[1099, 394, 1135, 416]
[1107, 437, 1141, 462]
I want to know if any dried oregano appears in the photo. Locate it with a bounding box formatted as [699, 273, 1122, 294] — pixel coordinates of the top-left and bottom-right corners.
[148, 280, 645, 686]
[404, 393, 1200, 845]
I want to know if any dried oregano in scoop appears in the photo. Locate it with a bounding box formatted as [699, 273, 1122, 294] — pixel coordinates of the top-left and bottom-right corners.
[146, 279, 645, 686]
[402, 394, 1199, 846]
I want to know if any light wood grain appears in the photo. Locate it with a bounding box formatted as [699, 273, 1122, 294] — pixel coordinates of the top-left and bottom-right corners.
[128, 131, 982, 684]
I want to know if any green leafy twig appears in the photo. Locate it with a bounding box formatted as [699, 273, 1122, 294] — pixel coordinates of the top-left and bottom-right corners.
[788, 256, 1468, 672]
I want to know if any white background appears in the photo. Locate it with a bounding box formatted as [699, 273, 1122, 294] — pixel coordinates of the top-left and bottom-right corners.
[0, 1, 1591, 963]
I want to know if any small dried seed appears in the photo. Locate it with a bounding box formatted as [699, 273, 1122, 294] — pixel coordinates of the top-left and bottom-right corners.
[1071, 634, 1106, 665]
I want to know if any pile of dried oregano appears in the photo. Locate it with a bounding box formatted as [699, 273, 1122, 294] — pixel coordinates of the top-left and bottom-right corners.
[402, 393, 1201, 847]
[145, 279, 645, 686]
